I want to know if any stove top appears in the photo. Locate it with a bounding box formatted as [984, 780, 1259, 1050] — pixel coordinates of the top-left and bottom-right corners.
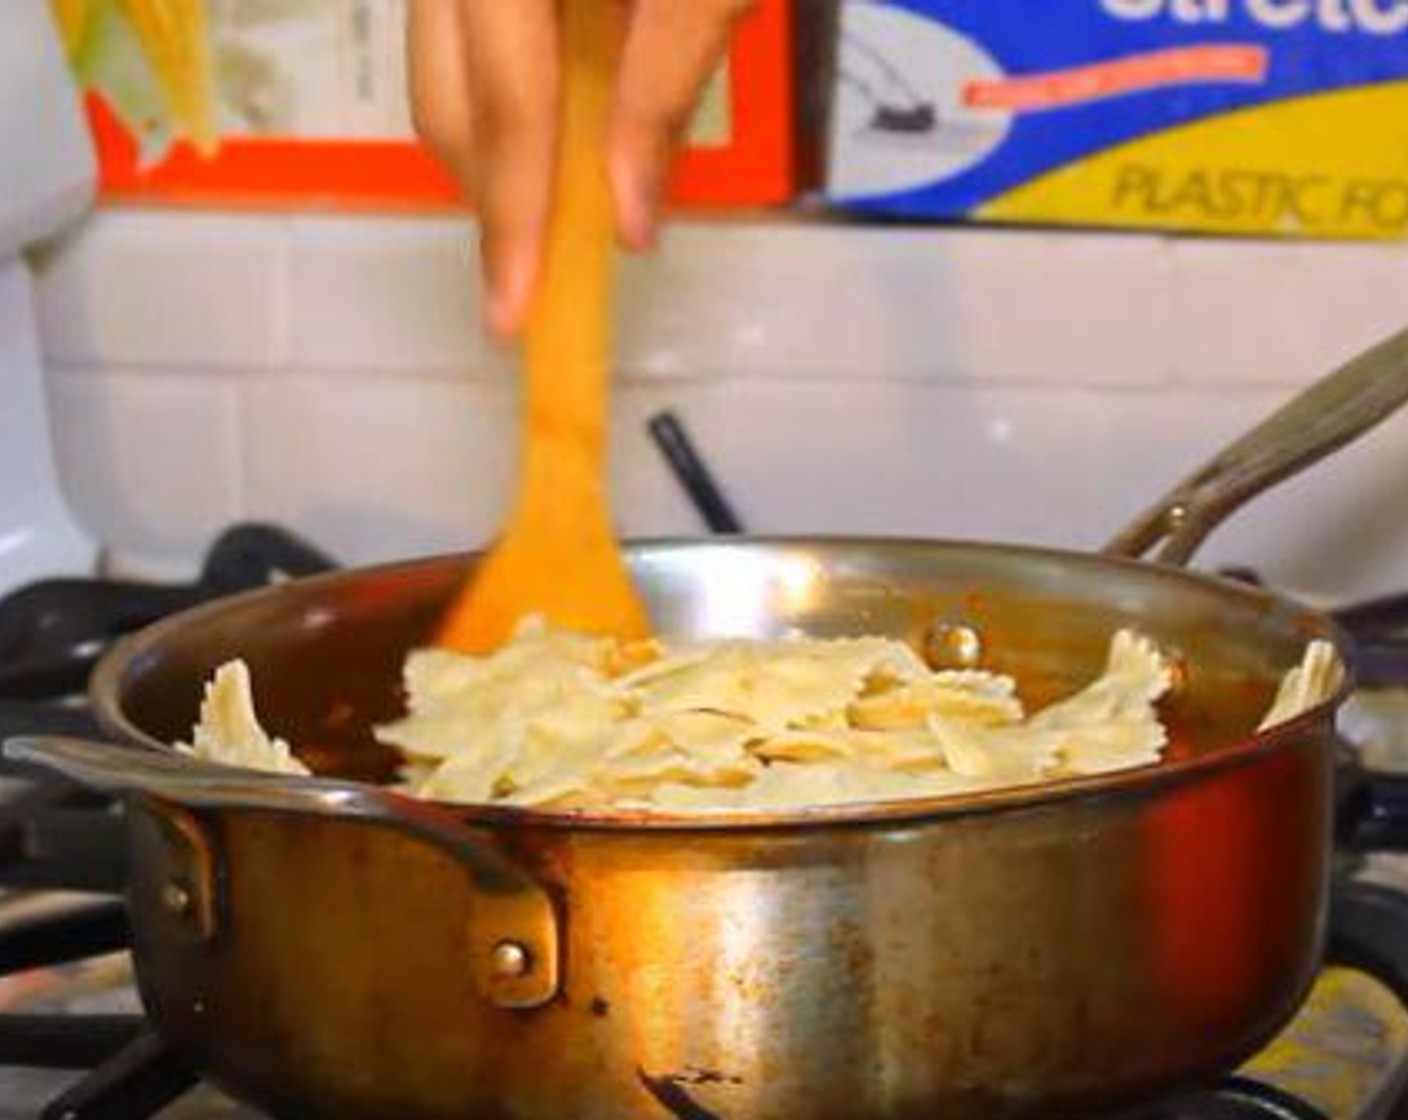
[0, 427, 1407, 1118]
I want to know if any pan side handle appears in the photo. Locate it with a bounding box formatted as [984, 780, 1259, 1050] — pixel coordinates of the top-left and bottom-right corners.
[1105, 324, 1408, 567]
[2, 736, 561, 1011]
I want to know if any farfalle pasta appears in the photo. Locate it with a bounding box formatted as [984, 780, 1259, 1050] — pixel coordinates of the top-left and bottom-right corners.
[178, 620, 1343, 813]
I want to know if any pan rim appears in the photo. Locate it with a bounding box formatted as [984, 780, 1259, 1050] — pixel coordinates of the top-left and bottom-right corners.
[89, 534, 1353, 833]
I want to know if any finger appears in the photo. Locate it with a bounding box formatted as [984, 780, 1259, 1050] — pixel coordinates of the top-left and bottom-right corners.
[406, 0, 476, 192]
[458, 0, 559, 341]
[611, 0, 755, 250]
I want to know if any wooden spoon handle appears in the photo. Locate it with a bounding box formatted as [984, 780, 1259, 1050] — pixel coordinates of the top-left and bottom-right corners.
[517, 0, 617, 508]
[437, 0, 649, 652]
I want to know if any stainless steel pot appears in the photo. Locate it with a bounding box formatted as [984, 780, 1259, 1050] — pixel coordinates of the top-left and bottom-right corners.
[9, 326, 1408, 1120]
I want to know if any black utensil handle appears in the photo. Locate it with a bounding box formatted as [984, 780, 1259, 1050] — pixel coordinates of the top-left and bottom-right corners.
[647, 412, 745, 535]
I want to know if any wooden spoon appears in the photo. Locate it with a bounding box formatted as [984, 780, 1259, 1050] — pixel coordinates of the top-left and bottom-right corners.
[438, 0, 651, 654]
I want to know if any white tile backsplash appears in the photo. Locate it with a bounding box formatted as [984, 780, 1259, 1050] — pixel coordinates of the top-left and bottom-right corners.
[32, 210, 1408, 600]
[612, 379, 1308, 550]
[36, 212, 285, 371]
[238, 378, 1293, 557]
[284, 217, 510, 377]
[1207, 406, 1408, 598]
[618, 224, 1176, 385]
[612, 380, 1209, 542]
[48, 370, 243, 566]
[1170, 239, 1408, 385]
[242, 374, 518, 563]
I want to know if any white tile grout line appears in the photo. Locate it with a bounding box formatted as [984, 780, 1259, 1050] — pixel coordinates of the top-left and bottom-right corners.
[229, 369, 250, 519]
[268, 217, 294, 372]
[42, 360, 1331, 394]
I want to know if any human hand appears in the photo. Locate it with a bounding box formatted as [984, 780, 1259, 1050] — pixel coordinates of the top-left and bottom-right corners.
[408, 0, 755, 342]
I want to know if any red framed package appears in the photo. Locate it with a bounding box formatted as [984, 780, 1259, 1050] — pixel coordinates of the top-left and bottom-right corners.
[56, 0, 793, 212]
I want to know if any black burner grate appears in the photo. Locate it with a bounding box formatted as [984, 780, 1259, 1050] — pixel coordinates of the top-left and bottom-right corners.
[0, 524, 334, 714]
[39, 1030, 198, 1120]
[1127, 1078, 1330, 1119]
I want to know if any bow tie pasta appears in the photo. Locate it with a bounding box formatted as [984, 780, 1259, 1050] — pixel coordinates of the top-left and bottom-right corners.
[179, 619, 1343, 813]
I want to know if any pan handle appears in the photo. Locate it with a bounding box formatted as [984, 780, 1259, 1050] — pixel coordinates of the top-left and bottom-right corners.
[1104, 324, 1408, 567]
[2, 736, 561, 1010]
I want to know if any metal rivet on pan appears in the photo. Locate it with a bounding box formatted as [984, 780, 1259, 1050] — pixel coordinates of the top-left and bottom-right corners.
[491, 941, 532, 980]
[1164, 649, 1190, 699]
[926, 623, 983, 669]
[161, 881, 193, 917]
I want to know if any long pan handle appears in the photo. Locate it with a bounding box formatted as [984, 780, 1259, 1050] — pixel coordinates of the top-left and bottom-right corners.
[3, 736, 560, 1009]
[1105, 324, 1408, 567]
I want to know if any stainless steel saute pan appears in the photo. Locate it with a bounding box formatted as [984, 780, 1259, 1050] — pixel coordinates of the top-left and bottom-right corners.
[9, 327, 1408, 1120]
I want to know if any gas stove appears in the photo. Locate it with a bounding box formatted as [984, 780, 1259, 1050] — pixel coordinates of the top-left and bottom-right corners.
[4, 445, 1408, 1118]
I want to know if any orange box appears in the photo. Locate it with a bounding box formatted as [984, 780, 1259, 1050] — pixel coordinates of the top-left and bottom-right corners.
[63, 0, 792, 212]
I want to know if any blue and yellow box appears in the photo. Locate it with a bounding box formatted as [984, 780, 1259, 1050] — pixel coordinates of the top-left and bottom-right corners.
[824, 0, 1408, 238]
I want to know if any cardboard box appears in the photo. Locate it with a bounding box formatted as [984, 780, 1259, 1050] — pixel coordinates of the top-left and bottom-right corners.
[55, 0, 793, 211]
[824, 0, 1408, 239]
